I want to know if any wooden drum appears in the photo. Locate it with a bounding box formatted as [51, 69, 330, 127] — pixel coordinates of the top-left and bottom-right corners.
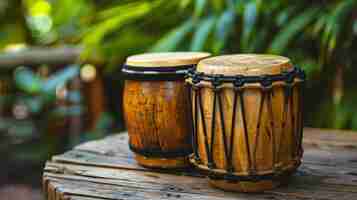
[123, 52, 211, 169]
[186, 54, 306, 192]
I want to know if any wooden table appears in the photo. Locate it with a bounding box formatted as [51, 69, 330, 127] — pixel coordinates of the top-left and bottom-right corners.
[43, 128, 357, 200]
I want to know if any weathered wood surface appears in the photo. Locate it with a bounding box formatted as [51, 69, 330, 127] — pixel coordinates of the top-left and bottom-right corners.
[0, 46, 103, 68]
[43, 128, 357, 200]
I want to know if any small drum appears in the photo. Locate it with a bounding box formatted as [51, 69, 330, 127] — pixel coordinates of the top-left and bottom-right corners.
[123, 52, 210, 169]
[186, 54, 305, 192]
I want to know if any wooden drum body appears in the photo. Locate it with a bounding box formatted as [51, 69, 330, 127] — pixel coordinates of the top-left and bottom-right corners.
[186, 54, 306, 192]
[123, 52, 210, 169]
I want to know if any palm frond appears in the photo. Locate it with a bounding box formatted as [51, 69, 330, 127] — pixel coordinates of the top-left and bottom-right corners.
[269, 7, 319, 54]
[150, 18, 194, 52]
[190, 16, 216, 51]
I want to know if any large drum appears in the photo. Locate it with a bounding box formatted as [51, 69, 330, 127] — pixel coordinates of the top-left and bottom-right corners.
[186, 54, 305, 192]
[123, 52, 210, 169]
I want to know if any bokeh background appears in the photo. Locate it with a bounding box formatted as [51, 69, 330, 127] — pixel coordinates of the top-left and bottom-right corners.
[0, 0, 356, 199]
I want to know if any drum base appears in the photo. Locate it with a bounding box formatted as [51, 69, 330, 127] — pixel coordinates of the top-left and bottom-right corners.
[209, 177, 288, 193]
[134, 153, 190, 169]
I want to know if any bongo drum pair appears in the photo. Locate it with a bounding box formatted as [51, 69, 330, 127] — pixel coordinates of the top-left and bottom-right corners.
[123, 53, 305, 192]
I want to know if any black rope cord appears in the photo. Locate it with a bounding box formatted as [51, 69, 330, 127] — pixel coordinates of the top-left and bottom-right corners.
[187, 66, 306, 182]
[186, 66, 305, 86]
[129, 143, 193, 158]
[122, 64, 195, 81]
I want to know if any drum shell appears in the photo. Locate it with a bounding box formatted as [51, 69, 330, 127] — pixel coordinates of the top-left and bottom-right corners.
[189, 78, 304, 192]
[123, 79, 191, 168]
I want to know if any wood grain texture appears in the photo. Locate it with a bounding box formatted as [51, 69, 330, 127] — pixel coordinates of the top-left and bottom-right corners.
[123, 52, 210, 168]
[43, 129, 357, 200]
[196, 54, 292, 75]
[123, 80, 192, 168]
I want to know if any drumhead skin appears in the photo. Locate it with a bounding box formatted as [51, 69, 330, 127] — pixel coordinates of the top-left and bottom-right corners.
[123, 52, 211, 169]
[126, 52, 211, 67]
[187, 54, 304, 192]
[197, 54, 293, 76]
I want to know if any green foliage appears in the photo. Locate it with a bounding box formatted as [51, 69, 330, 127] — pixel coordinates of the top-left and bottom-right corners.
[151, 18, 194, 52]
[82, 1, 162, 58]
[82, 0, 357, 131]
[190, 16, 215, 51]
[213, 9, 235, 54]
[14, 67, 42, 94]
[14, 65, 80, 97]
[1, 0, 357, 132]
[269, 7, 319, 54]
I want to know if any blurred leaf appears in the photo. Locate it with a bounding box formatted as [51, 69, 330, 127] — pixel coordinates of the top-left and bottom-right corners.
[97, 1, 151, 20]
[351, 112, 357, 130]
[95, 112, 114, 130]
[42, 64, 80, 94]
[241, 1, 258, 51]
[52, 0, 89, 25]
[67, 90, 82, 104]
[194, 0, 207, 17]
[211, 0, 224, 13]
[51, 0, 94, 41]
[247, 26, 268, 52]
[0, 23, 27, 49]
[269, 7, 318, 54]
[312, 15, 327, 36]
[82, 1, 158, 58]
[333, 104, 351, 129]
[8, 120, 36, 140]
[226, 0, 235, 10]
[328, 32, 337, 54]
[14, 67, 42, 94]
[179, 0, 192, 10]
[276, 6, 296, 27]
[354, 20, 357, 36]
[150, 19, 194, 52]
[190, 16, 216, 51]
[298, 58, 320, 77]
[212, 10, 235, 54]
[322, 0, 355, 57]
[52, 105, 84, 117]
[24, 96, 44, 113]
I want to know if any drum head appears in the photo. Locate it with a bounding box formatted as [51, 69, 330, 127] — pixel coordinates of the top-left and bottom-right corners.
[197, 54, 293, 76]
[126, 52, 211, 67]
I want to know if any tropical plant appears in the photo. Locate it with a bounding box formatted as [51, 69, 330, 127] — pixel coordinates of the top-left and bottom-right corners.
[1, 0, 357, 130]
[82, 0, 357, 130]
